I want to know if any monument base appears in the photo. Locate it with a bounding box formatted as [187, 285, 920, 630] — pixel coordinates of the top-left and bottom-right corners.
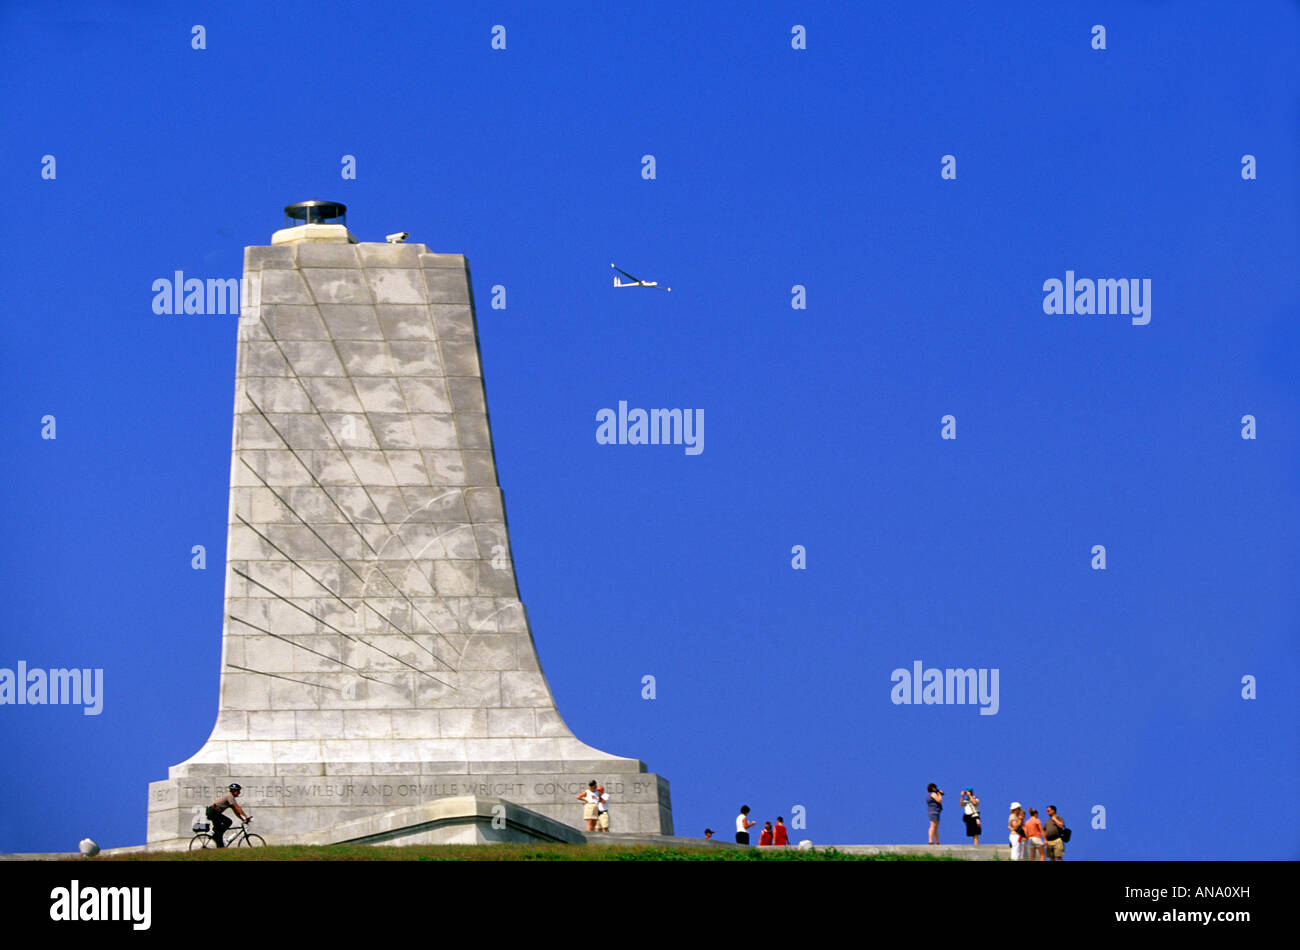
[147, 768, 672, 847]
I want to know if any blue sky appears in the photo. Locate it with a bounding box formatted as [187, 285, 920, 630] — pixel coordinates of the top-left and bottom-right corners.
[1, 0, 1297, 859]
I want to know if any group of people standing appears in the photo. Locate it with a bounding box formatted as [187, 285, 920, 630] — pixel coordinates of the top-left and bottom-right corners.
[926, 783, 1068, 860]
[925, 783, 984, 844]
[576, 780, 611, 832]
[1007, 802, 1068, 861]
[732, 805, 791, 845]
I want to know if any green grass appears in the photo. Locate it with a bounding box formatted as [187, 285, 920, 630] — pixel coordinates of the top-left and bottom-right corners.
[90, 843, 965, 862]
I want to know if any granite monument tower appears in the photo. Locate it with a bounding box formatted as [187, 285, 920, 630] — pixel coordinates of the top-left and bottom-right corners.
[146, 202, 672, 846]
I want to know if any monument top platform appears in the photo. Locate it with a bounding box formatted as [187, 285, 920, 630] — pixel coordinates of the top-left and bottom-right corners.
[270, 223, 357, 246]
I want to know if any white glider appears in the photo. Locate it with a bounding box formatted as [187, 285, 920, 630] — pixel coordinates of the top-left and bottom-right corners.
[611, 263, 671, 292]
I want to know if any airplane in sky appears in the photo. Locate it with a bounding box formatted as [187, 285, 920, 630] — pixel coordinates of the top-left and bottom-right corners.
[611, 263, 671, 292]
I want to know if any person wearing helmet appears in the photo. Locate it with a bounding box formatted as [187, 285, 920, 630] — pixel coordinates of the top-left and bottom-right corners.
[206, 783, 250, 847]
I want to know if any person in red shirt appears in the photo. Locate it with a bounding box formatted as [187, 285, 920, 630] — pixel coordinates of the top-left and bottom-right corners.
[772, 816, 790, 846]
[758, 822, 774, 846]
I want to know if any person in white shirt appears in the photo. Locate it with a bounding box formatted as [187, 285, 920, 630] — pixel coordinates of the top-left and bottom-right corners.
[735, 805, 756, 844]
[1008, 803, 1025, 861]
[596, 784, 610, 832]
[576, 780, 600, 831]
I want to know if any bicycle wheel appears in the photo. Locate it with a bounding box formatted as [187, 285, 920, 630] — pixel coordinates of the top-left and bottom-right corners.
[189, 834, 215, 850]
[238, 833, 266, 847]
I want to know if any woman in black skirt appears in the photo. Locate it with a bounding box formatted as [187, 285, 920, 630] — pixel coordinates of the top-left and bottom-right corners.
[960, 786, 981, 845]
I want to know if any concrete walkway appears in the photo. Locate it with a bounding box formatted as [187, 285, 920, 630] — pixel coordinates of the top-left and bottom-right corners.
[811, 844, 1008, 860]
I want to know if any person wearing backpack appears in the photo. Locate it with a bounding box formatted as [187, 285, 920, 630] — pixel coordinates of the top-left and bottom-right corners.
[1044, 805, 1069, 861]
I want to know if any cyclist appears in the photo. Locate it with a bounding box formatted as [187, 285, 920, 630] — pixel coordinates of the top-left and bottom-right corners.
[206, 783, 251, 847]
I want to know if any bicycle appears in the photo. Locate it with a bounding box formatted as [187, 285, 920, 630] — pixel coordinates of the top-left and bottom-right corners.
[190, 816, 265, 850]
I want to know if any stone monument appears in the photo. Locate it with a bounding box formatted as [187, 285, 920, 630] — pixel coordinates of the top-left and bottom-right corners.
[146, 201, 672, 846]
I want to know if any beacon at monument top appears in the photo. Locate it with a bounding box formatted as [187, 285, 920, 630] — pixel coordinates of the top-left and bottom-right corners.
[273, 199, 354, 245]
